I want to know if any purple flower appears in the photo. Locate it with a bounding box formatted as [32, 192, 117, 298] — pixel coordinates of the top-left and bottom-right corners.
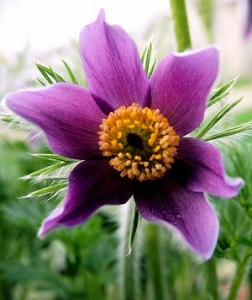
[5, 11, 243, 259]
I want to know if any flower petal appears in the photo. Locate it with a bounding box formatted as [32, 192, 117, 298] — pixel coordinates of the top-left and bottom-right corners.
[150, 47, 219, 136]
[134, 178, 219, 259]
[79, 10, 150, 113]
[244, 0, 252, 38]
[38, 159, 133, 237]
[176, 137, 244, 197]
[5, 83, 106, 160]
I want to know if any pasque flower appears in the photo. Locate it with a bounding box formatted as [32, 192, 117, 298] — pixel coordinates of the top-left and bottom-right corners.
[5, 11, 243, 259]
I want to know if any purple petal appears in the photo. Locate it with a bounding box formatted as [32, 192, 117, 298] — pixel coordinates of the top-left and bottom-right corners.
[176, 137, 244, 197]
[79, 10, 150, 113]
[38, 159, 133, 237]
[5, 83, 106, 160]
[244, 0, 252, 38]
[150, 47, 219, 136]
[134, 177, 219, 259]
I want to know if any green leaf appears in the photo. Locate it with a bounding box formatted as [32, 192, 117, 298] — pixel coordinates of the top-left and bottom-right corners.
[49, 66, 65, 82]
[30, 153, 76, 163]
[36, 63, 65, 84]
[36, 78, 46, 86]
[207, 76, 238, 107]
[140, 46, 147, 63]
[235, 236, 252, 249]
[19, 154, 77, 199]
[197, 97, 242, 138]
[62, 60, 79, 84]
[204, 122, 252, 141]
[148, 59, 157, 78]
[127, 204, 139, 256]
[23, 182, 67, 198]
[36, 64, 53, 84]
[119, 198, 140, 257]
[21, 154, 77, 183]
[0, 259, 66, 289]
[0, 113, 20, 124]
[144, 43, 152, 75]
[141, 42, 156, 78]
[22, 162, 70, 178]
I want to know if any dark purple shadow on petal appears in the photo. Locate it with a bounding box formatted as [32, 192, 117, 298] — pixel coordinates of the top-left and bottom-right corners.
[79, 10, 150, 112]
[150, 47, 219, 136]
[38, 159, 133, 237]
[5, 83, 106, 160]
[142, 86, 152, 108]
[134, 176, 219, 259]
[176, 137, 244, 198]
[90, 93, 115, 116]
[244, 0, 252, 38]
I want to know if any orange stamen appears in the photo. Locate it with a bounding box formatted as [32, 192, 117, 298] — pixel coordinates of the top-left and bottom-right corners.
[98, 103, 180, 181]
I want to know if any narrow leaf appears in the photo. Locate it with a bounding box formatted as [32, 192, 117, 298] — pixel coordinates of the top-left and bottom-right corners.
[36, 64, 53, 84]
[62, 60, 79, 84]
[36, 78, 46, 86]
[30, 153, 76, 163]
[23, 182, 67, 198]
[22, 162, 68, 178]
[119, 198, 140, 257]
[145, 43, 152, 75]
[141, 42, 156, 77]
[36, 63, 65, 84]
[207, 76, 238, 107]
[48, 66, 65, 82]
[197, 97, 242, 138]
[148, 59, 157, 77]
[0, 113, 19, 124]
[204, 122, 252, 141]
[140, 47, 147, 63]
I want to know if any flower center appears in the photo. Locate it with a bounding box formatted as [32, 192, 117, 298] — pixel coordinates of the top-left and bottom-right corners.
[127, 133, 144, 150]
[98, 103, 180, 181]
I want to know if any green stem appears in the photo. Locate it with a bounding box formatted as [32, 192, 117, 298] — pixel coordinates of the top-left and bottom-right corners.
[170, 0, 192, 51]
[0, 219, 12, 300]
[146, 225, 167, 300]
[118, 199, 140, 300]
[205, 258, 219, 300]
[227, 254, 251, 300]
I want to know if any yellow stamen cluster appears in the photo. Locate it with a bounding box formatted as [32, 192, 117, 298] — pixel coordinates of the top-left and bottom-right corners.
[98, 103, 180, 181]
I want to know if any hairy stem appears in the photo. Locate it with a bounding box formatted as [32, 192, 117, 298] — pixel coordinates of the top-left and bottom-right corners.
[118, 199, 140, 300]
[170, 0, 192, 51]
[205, 258, 219, 300]
[227, 254, 250, 300]
[146, 225, 168, 300]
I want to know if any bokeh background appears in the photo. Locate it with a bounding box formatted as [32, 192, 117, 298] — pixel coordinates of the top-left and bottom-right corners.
[1, 0, 252, 299]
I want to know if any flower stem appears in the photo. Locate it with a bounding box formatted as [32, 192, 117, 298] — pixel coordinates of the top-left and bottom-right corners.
[146, 225, 168, 300]
[205, 258, 219, 300]
[227, 253, 251, 300]
[170, 0, 192, 51]
[0, 223, 12, 300]
[118, 198, 140, 300]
